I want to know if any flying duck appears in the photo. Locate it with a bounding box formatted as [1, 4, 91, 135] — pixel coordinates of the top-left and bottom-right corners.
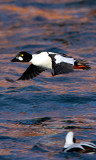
[11, 51, 91, 80]
[63, 131, 96, 153]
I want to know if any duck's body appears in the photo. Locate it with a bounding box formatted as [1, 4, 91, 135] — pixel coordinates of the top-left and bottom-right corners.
[63, 131, 96, 153]
[30, 52, 74, 69]
[11, 51, 90, 80]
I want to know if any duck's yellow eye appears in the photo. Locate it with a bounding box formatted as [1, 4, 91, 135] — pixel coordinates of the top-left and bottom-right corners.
[21, 54, 24, 57]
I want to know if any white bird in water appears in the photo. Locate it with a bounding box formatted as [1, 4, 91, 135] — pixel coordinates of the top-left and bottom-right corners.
[63, 131, 96, 153]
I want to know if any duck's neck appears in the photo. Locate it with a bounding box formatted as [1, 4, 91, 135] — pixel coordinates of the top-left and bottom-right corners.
[64, 132, 75, 148]
[64, 140, 74, 148]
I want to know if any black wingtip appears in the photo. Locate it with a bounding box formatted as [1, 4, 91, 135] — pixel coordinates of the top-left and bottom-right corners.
[17, 77, 28, 81]
[5, 77, 16, 83]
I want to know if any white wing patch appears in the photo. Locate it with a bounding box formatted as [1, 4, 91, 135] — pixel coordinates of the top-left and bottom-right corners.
[48, 52, 57, 55]
[55, 55, 74, 65]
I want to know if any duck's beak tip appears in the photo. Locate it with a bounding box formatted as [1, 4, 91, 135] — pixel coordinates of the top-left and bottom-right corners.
[11, 57, 18, 62]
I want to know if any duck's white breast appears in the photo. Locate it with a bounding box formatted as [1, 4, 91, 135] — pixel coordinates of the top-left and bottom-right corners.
[31, 52, 52, 69]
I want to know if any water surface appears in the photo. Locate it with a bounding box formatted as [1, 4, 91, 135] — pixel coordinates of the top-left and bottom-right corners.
[0, 0, 96, 159]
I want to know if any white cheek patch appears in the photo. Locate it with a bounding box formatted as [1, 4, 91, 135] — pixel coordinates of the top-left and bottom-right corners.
[55, 55, 74, 65]
[18, 56, 23, 61]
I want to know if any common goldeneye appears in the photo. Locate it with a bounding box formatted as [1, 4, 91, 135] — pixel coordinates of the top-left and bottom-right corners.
[11, 51, 90, 80]
[63, 131, 96, 153]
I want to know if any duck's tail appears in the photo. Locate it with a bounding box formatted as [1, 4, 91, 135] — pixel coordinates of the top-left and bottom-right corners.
[74, 59, 91, 70]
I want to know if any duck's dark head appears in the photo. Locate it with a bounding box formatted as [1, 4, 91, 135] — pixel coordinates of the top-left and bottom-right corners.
[11, 51, 32, 62]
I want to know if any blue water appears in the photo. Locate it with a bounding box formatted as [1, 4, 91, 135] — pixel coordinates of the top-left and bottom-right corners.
[0, 0, 96, 159]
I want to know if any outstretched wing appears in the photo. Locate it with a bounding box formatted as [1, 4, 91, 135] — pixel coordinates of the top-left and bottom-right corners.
[64, 146, 85, 153]
[63, 144, 85, 153]
[18, 64, 45, 80]
[49, 53, 74, 76]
